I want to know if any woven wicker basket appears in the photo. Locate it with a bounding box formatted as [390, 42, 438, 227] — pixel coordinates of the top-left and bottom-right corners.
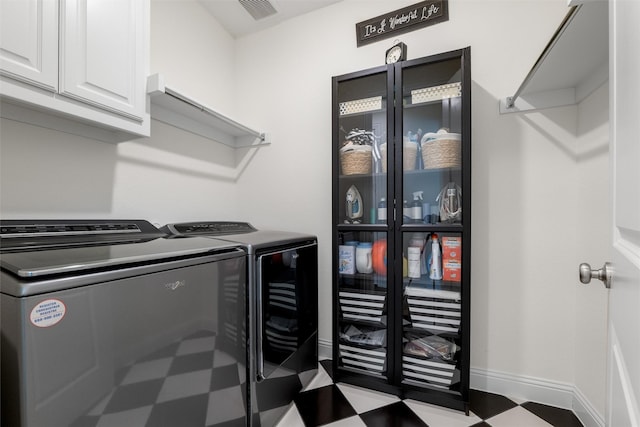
[340, 145, 372, 175]
[380, 144, 387, 173]
[404, 142, 418, 171]
[422, 138, 461, 169]
[380, 142, 418, 172]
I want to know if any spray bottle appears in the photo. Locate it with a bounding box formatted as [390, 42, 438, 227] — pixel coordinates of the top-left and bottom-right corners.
[409, 191, 424, 223]
[377, 197, 387, 224]
[428, 233, 443, 281]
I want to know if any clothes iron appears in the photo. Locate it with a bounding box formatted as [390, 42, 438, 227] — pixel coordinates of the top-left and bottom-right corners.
[345, 185, 363, 223]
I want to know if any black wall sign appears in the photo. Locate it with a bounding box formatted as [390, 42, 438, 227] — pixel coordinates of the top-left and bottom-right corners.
[356, 1, 449, 47]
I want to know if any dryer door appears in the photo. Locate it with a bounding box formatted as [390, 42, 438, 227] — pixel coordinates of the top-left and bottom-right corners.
[254, 242, 318, 426]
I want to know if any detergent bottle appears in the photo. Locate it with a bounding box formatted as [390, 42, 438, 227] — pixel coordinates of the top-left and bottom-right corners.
[409, 233, 428, 276]
[428, 233, 443, 280]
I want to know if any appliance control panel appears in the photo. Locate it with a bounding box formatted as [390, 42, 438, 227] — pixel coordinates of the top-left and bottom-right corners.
[0, 220, 165, 251]
[0, 222, 141, 237]
[163, 222, 257, 236]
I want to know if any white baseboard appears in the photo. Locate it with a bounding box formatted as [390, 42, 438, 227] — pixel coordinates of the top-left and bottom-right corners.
[318, 338, 332, 360]
[573, 386, 605, 427]
[470, 368, 603, 427]
[318, 341, 603, 427]
[470, 367, 574, 408]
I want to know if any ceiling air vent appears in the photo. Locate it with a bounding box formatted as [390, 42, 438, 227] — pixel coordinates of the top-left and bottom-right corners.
[238, 0, 277, 21]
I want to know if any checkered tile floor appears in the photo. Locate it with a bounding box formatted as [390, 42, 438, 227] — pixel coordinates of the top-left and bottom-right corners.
[277, 360, 584, 427]
[61, 329, 582, 427]
[69, 330, 247, 427]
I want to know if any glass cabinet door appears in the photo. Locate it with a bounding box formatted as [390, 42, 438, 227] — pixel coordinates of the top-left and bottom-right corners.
[402, 231, 462, 391]
[398, 56, 466, 394]
[335, 70, 389, 225]
[337, 230, 388, 377]
[400, 57, 463, 227]
[334, 68, 392, 379]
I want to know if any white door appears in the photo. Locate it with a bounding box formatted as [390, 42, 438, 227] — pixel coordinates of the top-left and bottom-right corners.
[607, 0, 640, 425]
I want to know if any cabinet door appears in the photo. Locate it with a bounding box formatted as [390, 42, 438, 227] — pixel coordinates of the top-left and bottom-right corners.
[60, 0, 147, 122]
[0, 0, 58, 91]
[335, 69, 391, 225]
[398, 57, 463, 227]
[333, 67, 394, 381]
[336, 230, 390, 378]
[398, 52, 469, 403]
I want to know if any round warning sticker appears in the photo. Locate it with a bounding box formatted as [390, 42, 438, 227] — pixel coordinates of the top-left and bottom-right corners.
[30, 299, 66, 328]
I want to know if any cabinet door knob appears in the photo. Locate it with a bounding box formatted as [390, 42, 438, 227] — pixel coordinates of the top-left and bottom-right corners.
[579, 262, 612, 288]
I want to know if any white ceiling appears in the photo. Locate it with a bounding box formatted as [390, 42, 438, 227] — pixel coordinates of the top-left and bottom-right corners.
[199, 0, 343, 38]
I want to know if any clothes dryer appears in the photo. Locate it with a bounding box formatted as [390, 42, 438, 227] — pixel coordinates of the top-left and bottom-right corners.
[161, 221, 318, 427]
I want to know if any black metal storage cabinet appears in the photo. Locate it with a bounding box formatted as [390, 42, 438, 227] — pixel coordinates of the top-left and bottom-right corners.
[331, 47, 471, 413]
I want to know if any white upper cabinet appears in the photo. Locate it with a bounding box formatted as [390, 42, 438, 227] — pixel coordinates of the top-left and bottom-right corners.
[0, 0, 150, 142]
[60, 0, 147, 122]
[0, 0, 59, 91]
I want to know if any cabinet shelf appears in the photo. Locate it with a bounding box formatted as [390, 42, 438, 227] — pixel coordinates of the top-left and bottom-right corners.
[403, 325, 460, 339]
[339, 273, 387, 284]
[405, 167, 462, 176]
[339, 172, 387, 180]
[147, 73, 269, 148]
[403, 97, 461, 109]
[401, 224, 463, 232]
[404, 279, 462, 292]
[335, 224, 462, 232]
[339, 167, 461, 180]
[338, 108, 387, 119]
[336, 224, 388, 232]
[339, 318, 387, 329]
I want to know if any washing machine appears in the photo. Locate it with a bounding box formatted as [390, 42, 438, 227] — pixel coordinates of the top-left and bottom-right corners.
[0, 219, 248, 427]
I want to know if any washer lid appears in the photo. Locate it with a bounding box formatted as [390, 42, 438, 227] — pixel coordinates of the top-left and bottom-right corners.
[0, 236, 240, 278]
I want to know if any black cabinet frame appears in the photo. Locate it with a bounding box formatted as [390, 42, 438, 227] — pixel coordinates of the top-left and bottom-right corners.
[332, 47, 471, 413]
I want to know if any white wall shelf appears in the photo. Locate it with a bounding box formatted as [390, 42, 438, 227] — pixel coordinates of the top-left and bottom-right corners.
[500, 0, 608, 114]
[147, 73, 269, 147]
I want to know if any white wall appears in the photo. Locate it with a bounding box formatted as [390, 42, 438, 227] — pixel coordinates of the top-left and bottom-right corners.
[574, 82, 610, 421]
[233, 0, 609, 418]
[0, 0, 610, 420]
[151, 0, 238, 117]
